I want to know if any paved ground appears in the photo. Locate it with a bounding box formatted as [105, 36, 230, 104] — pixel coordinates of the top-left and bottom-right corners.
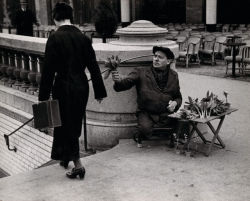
[0, 70, 250, 201]
[0, 168, 8, 178]
[177, 60, 250, 82]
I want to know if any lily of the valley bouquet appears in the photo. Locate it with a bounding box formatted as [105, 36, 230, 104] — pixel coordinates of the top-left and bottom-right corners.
[178, 91, 231, 119]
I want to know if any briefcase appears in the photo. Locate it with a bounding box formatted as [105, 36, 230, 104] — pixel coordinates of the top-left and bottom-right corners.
[32, 100, 62, 129]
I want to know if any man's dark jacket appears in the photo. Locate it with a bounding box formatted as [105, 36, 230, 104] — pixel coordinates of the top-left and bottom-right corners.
[114, 67, 182, 114]
[13, 9, 37, 36]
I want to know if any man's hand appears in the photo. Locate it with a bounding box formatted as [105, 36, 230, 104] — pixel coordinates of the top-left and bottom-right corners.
[111, 70, 122, 82]
[167, 100, 177, 112]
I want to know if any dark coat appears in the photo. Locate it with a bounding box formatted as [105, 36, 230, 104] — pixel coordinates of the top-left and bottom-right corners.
[114, 67, 182, 114]
[13, 9, 37, 36]
[39, 25, 107, 161]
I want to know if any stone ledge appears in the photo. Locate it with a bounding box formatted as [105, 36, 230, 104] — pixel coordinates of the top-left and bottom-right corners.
[0, 84, 37, 115]
[0, 33, 46, 55]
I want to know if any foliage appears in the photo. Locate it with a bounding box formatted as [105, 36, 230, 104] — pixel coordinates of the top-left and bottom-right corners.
[93, 0, 118, 37]
[179, 91, 231, 119]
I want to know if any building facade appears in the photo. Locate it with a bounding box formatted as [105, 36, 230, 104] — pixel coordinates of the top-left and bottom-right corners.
[1, 0, 250, 28]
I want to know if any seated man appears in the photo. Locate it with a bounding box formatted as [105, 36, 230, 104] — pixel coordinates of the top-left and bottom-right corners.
[111, 46, 182, 148]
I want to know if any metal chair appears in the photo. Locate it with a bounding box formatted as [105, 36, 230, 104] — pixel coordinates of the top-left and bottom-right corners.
[178, 36, 201, 68]
[176, 36, 188, 51]
[242, 46, 250, 74]
[199, 35, 216, 65]
[224, 44, 246, 75]
[214, 36, 227, 60]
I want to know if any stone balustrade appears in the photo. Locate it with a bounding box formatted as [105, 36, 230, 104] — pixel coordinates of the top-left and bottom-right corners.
[0, 33, 46, 95]
[33, 25, 56, 38]
[32, 24, 96, 38]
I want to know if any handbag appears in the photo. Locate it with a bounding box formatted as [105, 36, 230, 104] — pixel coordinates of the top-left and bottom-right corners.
[32, 99, 62, 129]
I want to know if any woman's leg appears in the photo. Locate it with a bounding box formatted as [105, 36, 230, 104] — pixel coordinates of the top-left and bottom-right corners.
[73, 158, 83, 169]
[66, 158, 85, 179]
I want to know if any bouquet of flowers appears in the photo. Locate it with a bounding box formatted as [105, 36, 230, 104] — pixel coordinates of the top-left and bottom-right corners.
[103, 55, 121, 79]
[179, 91, 231, 119]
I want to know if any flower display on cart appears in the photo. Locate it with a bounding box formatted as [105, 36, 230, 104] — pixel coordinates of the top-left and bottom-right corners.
[179, 91, 231, 119]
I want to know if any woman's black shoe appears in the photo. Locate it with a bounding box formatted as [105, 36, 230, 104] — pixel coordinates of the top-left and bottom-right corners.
[66, 167, 85, 179]
[59, 161, 69, 169]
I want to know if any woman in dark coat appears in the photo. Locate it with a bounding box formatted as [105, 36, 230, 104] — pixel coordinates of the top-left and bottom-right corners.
[38, 2, 107, 179]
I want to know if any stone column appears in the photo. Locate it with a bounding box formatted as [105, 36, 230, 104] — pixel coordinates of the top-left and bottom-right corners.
[2, 0, 11, 26]
[206, 0, 217, 32]
[34, 0, 49, 25]
[120, 0, 130, 27]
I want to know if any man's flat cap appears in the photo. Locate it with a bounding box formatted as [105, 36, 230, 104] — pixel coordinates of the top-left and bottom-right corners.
[153, 46, 175, 60]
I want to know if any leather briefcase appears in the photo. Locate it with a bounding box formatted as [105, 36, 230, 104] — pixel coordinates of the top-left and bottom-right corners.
[32, 100, 62, 129]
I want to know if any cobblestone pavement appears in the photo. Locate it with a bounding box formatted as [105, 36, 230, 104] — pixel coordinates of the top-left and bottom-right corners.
[0, 72, 250, 201]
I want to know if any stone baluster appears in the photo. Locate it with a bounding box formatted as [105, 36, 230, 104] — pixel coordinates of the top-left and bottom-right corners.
[19, 53, 30, 92]
[0, 49, 9, 84]
[33, 56, 43, 96]
[33, 26, 39, 37]
[12, 52, 23, 89]
[39, 26, 45, 38]
[27, 54, 39, 95]
[6, 49, 16, 87]
[0, 49, 3, 79]
[44, 27, 49, 38]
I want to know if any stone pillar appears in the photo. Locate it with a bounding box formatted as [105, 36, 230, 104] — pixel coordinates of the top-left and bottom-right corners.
[206, 0, 217, 32]
[34, 0, 49, 25]
[120, 0, 130, 27]
[2, 0, 11, 26]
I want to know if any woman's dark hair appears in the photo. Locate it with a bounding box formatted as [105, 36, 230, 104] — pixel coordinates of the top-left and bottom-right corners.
[52, 2, 73, 22]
